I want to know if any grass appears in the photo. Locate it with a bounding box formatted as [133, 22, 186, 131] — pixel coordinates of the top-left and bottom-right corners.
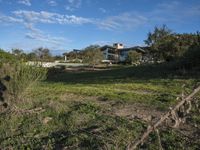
[0, 63, 200, 149]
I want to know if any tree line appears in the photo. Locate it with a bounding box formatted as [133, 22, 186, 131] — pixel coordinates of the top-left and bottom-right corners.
[144, 25, 200, 69]
[0, 25, 199, 69]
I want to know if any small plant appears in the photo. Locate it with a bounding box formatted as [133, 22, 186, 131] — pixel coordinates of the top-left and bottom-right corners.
[126, 51, 142, 65]
[0, 75, 10, 108]
[0, 62, 47, 105]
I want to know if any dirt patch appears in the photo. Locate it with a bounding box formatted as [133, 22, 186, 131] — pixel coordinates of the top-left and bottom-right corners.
[114, 88, 155, 95]
[58, 92, 166, 124]
[113, 104, 164, 123]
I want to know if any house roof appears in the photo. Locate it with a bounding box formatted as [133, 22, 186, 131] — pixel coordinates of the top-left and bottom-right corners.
[100, 45, 116, 51]
[100, 45, 147, 53]
[119, 46, 146, 53]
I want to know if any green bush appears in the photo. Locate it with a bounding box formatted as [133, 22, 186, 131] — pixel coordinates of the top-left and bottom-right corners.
[181, 45, 200, 69]
[0, 62, 47, 104]
[0, 49, 16, 66]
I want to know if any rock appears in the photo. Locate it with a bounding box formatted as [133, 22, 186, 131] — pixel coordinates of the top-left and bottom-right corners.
[43, 117, 53, 124]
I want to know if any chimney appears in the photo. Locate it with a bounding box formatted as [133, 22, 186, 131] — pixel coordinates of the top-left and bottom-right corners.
[113, 43, 124, 49]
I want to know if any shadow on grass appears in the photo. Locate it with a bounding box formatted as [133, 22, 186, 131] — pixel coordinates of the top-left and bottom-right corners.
[46, 62, 200, 85]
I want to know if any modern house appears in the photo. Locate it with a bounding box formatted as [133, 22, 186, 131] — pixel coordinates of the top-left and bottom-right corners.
[100, 43, 146, 63]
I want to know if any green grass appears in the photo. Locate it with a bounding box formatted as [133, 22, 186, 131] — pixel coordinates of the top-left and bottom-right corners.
[0, 63, 200, 149]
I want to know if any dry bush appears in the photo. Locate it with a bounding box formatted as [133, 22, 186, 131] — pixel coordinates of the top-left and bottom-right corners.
[0, 62, 47, 105]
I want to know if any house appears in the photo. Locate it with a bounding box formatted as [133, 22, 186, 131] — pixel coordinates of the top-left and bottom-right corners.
[100, 43, 146, 63]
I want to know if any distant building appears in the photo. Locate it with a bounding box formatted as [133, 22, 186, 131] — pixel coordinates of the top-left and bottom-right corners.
[100, 43, 147, 63]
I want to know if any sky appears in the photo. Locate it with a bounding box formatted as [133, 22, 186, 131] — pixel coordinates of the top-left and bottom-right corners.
[0, 0, 199, 55]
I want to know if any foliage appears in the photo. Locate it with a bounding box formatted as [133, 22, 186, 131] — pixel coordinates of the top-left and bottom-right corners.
[0, 76, 10, 108]
[179, 44, 200, 69]
[0, 49, 16, 65]
[144, 25, 199, 62]
[0, 62, 47, 103]
[82, 45, 103, 67]
[0, 64, 200, 149]
[12, 49, 23, 56]
[26, 52, 37, 61]
[12, 48, 28, 61]
[126, 51, 142, 65]
[33, 47, 53, 61]
[63, 50, 83, 62]
[0, 64, 199, 149]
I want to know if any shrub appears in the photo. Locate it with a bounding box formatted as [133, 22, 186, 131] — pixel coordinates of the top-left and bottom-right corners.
[179, 45, 200, 70]
[126, 51, 142, 65]
[0, 62, 47, 105]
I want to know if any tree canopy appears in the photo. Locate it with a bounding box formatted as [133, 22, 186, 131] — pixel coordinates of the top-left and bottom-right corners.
[82, 45, 103, 67]
[144, 25, 199, 62]
[33, 47, 52, 61]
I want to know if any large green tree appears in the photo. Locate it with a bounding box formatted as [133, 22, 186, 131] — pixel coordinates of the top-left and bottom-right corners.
[33, 47, 52, 61]
[145, 25, 199, 62]
[144, 25, 173, 61]
[82, 45, 103, 67]
[126, 51, 142, 65]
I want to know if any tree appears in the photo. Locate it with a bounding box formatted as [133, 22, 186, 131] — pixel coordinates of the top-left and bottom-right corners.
[0, 49, 16, 65]
[126, 51, 142, 65]
[12, 49, 28, 61]
[12, 49, 23, 56]
[33, 47, 52, 61]
[26, 52, 37, 61]
[144, 25, 173, 62]
[82, 45, 103, 68]
[180, 32, 200, 69]
[145, 25, 199, 62]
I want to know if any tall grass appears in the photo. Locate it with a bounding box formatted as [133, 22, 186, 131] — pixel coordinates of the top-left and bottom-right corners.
[0, 62, 47, 105]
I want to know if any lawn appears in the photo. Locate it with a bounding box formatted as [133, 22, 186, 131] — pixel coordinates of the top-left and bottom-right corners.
[0, 64, 200, 149]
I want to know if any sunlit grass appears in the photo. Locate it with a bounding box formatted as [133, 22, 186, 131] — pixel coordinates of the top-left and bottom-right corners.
[0, 64, 199, 149]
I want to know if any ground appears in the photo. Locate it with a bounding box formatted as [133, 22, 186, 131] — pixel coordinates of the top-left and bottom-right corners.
[0, 64, 200, 149]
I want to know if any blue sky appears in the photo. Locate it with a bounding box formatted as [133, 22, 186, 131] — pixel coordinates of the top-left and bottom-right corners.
[0, 0, 199, 55]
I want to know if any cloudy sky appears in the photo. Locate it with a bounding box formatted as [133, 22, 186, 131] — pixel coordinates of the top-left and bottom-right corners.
[0, 0, 199, 54]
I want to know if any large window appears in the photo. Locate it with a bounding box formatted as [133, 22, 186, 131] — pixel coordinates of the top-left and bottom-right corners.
[108, 49, 115, 54]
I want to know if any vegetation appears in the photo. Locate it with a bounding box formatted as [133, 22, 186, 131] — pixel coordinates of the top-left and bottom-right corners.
[33, 47, 53, 62]
[145, 25, 200, 63]
[82, 45, 103, 67]
[127, 51, 142, 65]
[1, 63, 47, 104]
[0, 26, 200, 149]
[0, 49, 16, 65]
[0, 61, 200, 149]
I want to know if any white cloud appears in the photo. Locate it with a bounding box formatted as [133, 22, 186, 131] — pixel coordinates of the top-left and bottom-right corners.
[24, 23, 68, 46]
[13, 10, 93, 25]
[65, 0, 82, 11]
[0, 11, 70, 47]
[18, 0, 31, 6]
[0, 13, 23, 24]
[98, 12, 148, 31]
[99, 8, 107, 13]
[149, 1, 200, 23]
[47, 0, 57, 6]
[92, 40, 113, 46]
[1, 1, 199, 34]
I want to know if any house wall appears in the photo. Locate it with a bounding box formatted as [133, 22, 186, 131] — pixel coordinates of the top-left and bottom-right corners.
[101, 44, 146, 63]
[113, 43, 124, 49]
[102, 49, 108, 60]
[102, 48, 118, 62]
[119, 51, 129, 62]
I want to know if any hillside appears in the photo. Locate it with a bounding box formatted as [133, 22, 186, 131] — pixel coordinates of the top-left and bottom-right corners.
[0, 64, 200, 149]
